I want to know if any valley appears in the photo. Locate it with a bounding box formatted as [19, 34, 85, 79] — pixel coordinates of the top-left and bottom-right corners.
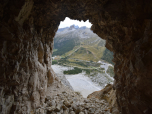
[1, 1, 151, 113]
[52, 25, 114, 97]
[53, 25, 114, 64]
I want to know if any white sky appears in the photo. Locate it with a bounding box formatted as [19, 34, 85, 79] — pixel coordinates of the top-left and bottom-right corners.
[59, 17, 92, 28]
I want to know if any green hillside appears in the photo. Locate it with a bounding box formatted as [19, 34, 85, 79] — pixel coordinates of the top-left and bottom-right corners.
[101, 48, 114, 65]
[52, 26, 114, 65]
[68, 46, 106, 62]
[53, 38, 79, 56]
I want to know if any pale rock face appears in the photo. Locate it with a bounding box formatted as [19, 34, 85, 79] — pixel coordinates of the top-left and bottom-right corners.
[0, 0, 152, 114]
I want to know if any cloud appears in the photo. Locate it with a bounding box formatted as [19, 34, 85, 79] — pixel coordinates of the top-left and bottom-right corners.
[59, 17, 92, 28]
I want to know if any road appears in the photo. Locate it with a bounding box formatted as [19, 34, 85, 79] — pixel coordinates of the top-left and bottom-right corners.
[100, 61, 114, 81]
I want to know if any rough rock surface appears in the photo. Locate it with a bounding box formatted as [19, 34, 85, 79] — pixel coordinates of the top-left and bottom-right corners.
[40, 75, 111, 114]
[45, 86, 111, 114]
[87, 84, 119, 114]
[0, 0, 152, 114]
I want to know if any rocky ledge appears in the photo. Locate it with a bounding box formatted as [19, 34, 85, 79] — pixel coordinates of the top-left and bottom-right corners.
[88, 84, 119, 114]
[37, 91, 111, 114]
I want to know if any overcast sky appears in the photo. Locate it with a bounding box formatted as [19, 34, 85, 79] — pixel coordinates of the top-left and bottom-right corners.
[59, 17, 92, 28]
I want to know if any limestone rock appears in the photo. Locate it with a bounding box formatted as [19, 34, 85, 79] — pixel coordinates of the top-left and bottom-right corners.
[46, 90, 111, 113]
[0, 0, 152, 114]
[88, 84, 119, 114]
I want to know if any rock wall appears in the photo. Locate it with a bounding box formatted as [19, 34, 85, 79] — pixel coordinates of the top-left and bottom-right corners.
[0, 0, 55, 113]
[0, 0, 152, 113]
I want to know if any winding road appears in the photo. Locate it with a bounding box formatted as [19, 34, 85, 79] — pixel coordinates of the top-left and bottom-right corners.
[100, 61, 114, 81]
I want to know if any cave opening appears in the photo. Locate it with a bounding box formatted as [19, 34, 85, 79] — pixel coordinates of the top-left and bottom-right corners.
[1, 1, 152, 113]
[52, 17, 114, 98]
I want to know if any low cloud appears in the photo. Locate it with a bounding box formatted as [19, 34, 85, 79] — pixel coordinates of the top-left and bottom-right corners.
[59, 17, 92, 28]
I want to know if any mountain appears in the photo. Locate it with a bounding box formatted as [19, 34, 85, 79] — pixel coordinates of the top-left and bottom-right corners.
[57, 27, 69, 32]
[53, 25, 114, 64]
[80, 26, 87, 29]
[74, 25, 79, 29]
[57, 24, 79, 32]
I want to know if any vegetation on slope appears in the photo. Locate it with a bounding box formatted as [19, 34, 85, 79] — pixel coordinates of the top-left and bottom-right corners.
[53, 38, 79, 56]
[52, 60, 58, 65]
[107, 66, 114, 77]
[101, 48, 114, 65]
[53, 27, 114, 65]
[67, 45, 106, 62]
[63, 67, 82, 74]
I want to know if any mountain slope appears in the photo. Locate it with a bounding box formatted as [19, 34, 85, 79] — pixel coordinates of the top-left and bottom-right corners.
[53, 25, 114, 64]
[101, 48, 114, 64]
